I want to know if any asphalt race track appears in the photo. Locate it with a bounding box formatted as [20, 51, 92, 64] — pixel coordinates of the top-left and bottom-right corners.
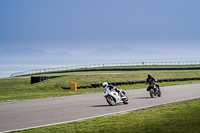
[0, 83, 200, 132]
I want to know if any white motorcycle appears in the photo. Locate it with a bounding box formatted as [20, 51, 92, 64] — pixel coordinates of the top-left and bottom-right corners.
[103, 87, 129, 106]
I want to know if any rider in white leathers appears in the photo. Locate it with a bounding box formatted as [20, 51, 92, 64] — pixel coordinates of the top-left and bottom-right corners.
[102, 82, 126, 99]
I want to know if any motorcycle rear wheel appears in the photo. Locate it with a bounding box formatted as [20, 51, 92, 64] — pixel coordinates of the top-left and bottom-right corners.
[106, 95, 116, 106]
[158, 89, 161, 97]
[122, 94, 129, 104]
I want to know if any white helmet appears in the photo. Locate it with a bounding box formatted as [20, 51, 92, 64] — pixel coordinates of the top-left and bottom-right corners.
[102, 82, 108, 88]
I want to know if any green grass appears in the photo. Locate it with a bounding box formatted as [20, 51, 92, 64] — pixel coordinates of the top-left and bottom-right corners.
[1, 70, 200, 102]
[12, 99, 200, 133]
[2, 66, 200, 132]
[21, 64, 200, 76]
[31, 70, 200, 85]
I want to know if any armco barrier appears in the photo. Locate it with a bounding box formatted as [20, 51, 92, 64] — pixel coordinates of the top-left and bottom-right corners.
[31, 75, 67, 84]
[61, 77, 200, 89]
[10, 61, 200, 77]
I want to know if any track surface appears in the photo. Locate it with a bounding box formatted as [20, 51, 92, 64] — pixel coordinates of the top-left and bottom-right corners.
[1, 83, 200, 132]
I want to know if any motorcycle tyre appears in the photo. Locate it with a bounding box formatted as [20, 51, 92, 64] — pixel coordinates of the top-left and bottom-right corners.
[158, 89, 161, 97]
[150, 89, 154, 98]
[122, 94, 129, 104]
[106, 95, 116, 106]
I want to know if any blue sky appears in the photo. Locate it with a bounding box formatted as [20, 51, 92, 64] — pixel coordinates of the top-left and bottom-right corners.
[0, 0, 200, 55]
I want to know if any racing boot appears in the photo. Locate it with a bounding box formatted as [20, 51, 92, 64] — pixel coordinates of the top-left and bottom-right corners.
[120, 91, 126, 99]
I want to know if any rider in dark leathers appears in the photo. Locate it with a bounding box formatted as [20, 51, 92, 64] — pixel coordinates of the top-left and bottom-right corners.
[146, 74, 160, 91]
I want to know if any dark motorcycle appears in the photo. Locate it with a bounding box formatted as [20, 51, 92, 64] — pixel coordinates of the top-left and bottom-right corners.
[147, 82, 161, 98]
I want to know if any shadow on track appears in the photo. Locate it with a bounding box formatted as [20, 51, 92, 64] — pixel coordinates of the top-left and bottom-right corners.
[90, 105, 110, 107]
[133, 97, 152, 99]
[90, 104, 124, 107]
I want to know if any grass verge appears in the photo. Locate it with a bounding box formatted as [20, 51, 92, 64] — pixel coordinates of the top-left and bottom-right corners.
[1, 70, 200, 103]
[11, 99, 200, 133]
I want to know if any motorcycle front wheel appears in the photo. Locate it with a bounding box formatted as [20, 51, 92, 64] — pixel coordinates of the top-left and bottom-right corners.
[150, 89, 154, 98]
[106, 95, 116, 106]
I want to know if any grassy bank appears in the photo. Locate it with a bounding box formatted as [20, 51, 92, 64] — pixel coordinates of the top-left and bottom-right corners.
[25, 65, 200, 76]
[12, 99, 200, 133]
[1, 70, 200, 102]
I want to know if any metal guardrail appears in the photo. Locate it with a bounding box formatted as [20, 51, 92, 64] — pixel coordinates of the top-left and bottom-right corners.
[10, 61, 200, 77]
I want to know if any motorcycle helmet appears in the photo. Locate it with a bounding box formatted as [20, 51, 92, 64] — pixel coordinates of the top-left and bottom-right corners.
[148, 74, 152, 78]
[102, 82, 108, 88]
